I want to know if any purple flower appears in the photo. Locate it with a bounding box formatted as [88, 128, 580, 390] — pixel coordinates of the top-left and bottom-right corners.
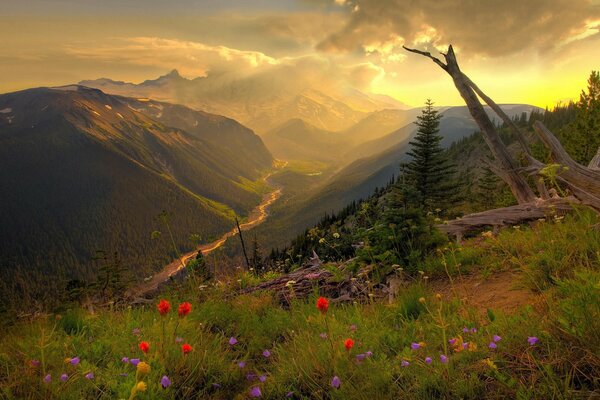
[356, 353, 366, 362]
[411, 342, 421, 350]
[462, 327, 469, 333]
[44, 374, 51, 383]
[365, 351, 373, 357]
[401, 360, 410, 367]
[440, 355, 448, 364]
[448, 338, 457, 346]
[350, 324, 357, 331]
[286, 392, 294, 398]
[331, 375, 341, 389]
[229, 337, 238, 346]
[60, 374, 68, 382]
[527, 336, 539, 346]
[493, 335, 502, 343]
[471, 327, 477, 333]
[462, 342, 469, 350]
[246, 373, 257, 381]
[175, 337, 184, 344]
[85, 372, 94, 380]
[489, 342, 497, 349]
[132, 328, 141, 336]
[30, 360, 41, 367]
[425, 357, 432, 364]
[130, 358, 140, 366]
[121, 357, 129, 363]
[161, 375, 171, 389]
[212, 383, 221, 388]
[69, 357, 80, 365]
[319, 332, 327, 339]
[238, 361, 246, 369]
[259, 375, 267, 382]
[250, 386, 262, 398]
[262, 349, 271, 358]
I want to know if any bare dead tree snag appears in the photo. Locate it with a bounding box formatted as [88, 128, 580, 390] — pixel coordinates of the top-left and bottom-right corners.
[403, 45, 537, 204]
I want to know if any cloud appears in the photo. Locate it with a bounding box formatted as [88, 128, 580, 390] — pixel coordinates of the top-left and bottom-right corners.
[64, 37, 279, 78]
[317, 0, 600, 57]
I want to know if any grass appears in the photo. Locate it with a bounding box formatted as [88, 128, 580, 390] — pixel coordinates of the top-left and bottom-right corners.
[0, 213, 599, 399]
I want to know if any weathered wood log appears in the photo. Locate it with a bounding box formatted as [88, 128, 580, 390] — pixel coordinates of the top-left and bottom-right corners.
[587, 147, 600, 170]
[437, 198, 576, 237]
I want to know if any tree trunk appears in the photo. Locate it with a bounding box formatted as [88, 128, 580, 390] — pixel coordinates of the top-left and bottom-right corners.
[404, 45, 537, 204]
[589, 147, 600, 170]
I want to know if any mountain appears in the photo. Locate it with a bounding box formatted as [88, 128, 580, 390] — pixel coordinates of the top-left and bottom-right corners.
[80, 68, 407, 134]
[0, 86, 273, 280]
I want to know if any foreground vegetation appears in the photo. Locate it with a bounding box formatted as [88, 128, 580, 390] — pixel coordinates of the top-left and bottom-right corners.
[1, 211, 598, 399]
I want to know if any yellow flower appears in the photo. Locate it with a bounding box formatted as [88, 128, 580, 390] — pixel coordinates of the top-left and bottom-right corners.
[435, 293, 442, 300]
[418, 297, 426, 304]
[136, 381, 147, 392]
[482, 358, 497, 370]
[418, 341, 427, 348]
[137, 361, 151, 375]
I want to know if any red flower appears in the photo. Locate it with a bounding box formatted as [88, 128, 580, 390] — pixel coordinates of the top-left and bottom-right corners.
[178, 302, 192, 317]
[344, 338, 354, 351]
[139, 341, 150, 354]
[316, 297, 329, 314]
[181, 343, 193, 355]
[157, 299, 171, 316]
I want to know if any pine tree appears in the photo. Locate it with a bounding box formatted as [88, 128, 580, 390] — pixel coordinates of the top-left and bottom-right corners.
[477, 167, 500, 209]
[567, 71, 600, 164]
[402, 99, 460, 211]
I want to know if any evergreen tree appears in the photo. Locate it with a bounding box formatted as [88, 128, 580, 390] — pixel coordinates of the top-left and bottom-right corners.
[402, 99, 460, 211]
[250, 236, 264, 273]
[567, 71, 600, 164]
[477, 167, 500, 209]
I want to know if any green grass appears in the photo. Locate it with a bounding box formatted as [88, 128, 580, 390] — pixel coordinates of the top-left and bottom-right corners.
[0, 213, 599, 399]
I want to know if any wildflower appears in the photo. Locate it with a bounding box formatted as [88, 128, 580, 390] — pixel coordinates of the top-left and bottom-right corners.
[175, 337, 183, 343]
[356, 353, 366, 362]
[418, 297, 426, 303]
[401, 360, 410, 367]
[238, 361, 246, 369]
[137, 361, 151, 375]
[448, 338, 457, 346]
[29, 360, 40, 368]
[462, 342, 469, 350]
[178, 302, 192, 317]
[350, 324, 357, 331]
[44, 374, 51, 383]
[250, 386, 262, 397]
[471, 327, 477, 333]
[139, 341, 150, 354]
[157, 299, 171, 316]
[319, 332, 327, 339]
[489, 342, 497, 349]
[344, 338, 354, 351]
[85, 372, 94, 380]
[493, 335, 502, 342]
[425, 357, 432, 364]
[119, 373, 129, 377]
[161, 375, 171, 389]
[132, 328, 141, 336]
[483, 358, 498, 370]
[331, 376, 341, 389]
[285, 280, 296, 287]
[462, 327, 469, 333]
[318, 238, 326, 244]
[229, 337, 238, 346]
[440, 355, 448, 364]
[316, 297, 329, 313]
[247, 373, 257, 381]
[182, 343, 193, 355]
[527, 336, 539, 346]
[259, 375, 267, 382]
[212, 383, 221, 388]
[136, 381, 147, 392]
[121, 357, 129, 363]
[262, 349, 271, 358]
[69, 357, 80, 365]
[333, 232, 340, 239]
[286, 392, 294, 398]
[365, 350, 373, 357]
[411, 342, 421, 350]
[60, 374, 68, 382]
[130, 358, 140, 366]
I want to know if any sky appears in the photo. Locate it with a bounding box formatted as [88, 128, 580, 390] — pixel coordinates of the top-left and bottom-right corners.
[1, 0, 600, 107]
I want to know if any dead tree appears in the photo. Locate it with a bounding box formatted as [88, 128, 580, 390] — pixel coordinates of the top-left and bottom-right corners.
[403, 45, 600, 235]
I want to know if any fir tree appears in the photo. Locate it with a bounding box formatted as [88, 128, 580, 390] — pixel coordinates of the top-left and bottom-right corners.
[402, 99, 460, 211]
[567, 71, 600, 164]
[477, 167, 500, 209]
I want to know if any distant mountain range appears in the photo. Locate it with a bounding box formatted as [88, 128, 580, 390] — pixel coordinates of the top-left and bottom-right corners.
[0, 86, 273, 278]
[80, 69, 408, 134]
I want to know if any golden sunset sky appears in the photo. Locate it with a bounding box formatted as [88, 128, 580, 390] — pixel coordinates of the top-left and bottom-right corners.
[1, 0, 600, 108]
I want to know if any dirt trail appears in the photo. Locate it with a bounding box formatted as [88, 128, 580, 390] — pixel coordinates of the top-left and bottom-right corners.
[131, 166, 284, 297]
[431, 271, 539, 314]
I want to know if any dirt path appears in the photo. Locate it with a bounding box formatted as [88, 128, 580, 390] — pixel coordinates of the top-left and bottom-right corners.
[431, 271, 539, 314]
[131, 165, 285, 297]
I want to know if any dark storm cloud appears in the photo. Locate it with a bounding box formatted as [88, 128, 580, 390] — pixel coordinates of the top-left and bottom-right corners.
[317, 0, 600, 56]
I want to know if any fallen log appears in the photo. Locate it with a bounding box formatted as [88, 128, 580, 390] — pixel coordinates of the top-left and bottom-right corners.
[437, 198, 576, 238]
